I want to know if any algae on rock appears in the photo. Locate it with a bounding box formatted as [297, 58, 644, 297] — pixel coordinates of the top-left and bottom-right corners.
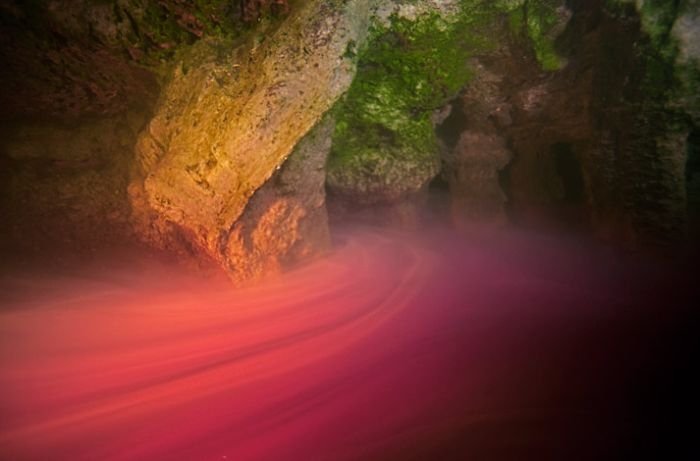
[326, 0, 567, 210]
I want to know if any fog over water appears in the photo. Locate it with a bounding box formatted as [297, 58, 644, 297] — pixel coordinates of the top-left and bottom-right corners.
[0, 227, 696, 460]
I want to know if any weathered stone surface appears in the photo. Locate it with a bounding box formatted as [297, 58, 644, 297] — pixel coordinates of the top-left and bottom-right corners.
[439, 58, 513, 231]
[0, 112, 147, 256]
[326, 0, 569, 228]
[447, 132, 511, 230]
[3, 0, 697, 273]
[499, 0, 700, 245]
[130, 0, 372, 280]
[325, 2, 474, 218]
[0, 0, 202, 120]
[221, 116, 334, 283]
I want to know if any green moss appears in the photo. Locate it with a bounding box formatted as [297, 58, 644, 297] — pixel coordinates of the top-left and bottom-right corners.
[604, 0, 690, 131]
[139, 1, 241, 62]
[525, 0, 564, 71]
[329, 1, 518, 188]
[328, 0, 566, 194]
[508, 7, 525, 32]
[506, 0, 565, 71]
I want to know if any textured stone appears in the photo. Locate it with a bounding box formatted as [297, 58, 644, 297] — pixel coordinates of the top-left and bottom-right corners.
[0, 112, 147, 256]
[326, 0, 569, 228]
[439, 57, 512, 231]
[221, 116, 334, 283]
[130, 0, 372, 280]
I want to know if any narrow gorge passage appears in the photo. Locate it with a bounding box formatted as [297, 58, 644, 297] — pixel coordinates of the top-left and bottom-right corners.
[1, 228, 694, 460]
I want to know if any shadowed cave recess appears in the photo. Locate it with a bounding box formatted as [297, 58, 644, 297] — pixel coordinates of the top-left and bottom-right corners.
[0, 1, 699, 460]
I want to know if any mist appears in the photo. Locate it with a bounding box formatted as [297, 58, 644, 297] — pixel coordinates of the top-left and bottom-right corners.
[1, 225, 696, 460]
[2, 0, 699, 458]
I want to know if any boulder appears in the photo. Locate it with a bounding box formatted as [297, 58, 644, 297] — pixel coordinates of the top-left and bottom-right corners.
[129, 0, 372, 281]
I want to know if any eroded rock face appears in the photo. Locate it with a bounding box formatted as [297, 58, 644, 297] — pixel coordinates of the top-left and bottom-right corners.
[439, 58, 513, 231]
[439, 0, 700, 246]
[3, 0, 696, 276]
[0, 0, 233, 261]
[325, 0, 570, 228]
[130, 0, 372, 281]
[0, 0, 235, 120]
[221, 116, 334, 283]
[555, 1, 697, 245]
[325, 3, 474, 226]
[0, 113, 148, 257]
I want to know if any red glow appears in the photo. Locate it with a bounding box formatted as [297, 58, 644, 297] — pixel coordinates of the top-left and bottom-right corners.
[0, 228, 692, 460]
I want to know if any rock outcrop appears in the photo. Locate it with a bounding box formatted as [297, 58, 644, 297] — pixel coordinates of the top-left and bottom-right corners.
[3, 0, 698, 277]
[129, 0, 372, 282]
[503, 0, 700, 245]
[220, 116, 334, 282]
[0, 0, 233, 258]
[439, 58, 513, 231]
[325, 0, 569, 228]
[0, 113, 147, 257]
[428, 0, 700, 246]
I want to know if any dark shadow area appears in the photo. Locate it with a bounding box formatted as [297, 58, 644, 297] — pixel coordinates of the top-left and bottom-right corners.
[549, 142, 590, 231]
[436, 101, 469, 151]
[687, 127, 700, 224]
[499, 158, 514, 222]
[425, 173, 451, 223]
[553, 142, 585, 204]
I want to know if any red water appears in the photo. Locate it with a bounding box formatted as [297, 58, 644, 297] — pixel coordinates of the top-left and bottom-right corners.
[0, 228, 695, 460]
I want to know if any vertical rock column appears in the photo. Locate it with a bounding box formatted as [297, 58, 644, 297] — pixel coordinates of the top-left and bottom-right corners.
[443, 60, 512, 231]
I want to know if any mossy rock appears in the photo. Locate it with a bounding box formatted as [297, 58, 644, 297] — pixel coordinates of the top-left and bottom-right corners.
[327, 0, 567, 204]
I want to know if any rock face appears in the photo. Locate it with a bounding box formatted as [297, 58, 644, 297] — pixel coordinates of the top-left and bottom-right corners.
[325, 0, 569, 228]
[326, 4, 470, 226]
[221, 116, 334, 283]
[0, 0, 232, 259]
[129, 0, 371, 282]
[503, 0, 699, 245]
[0, 113, 147, 257]
[2, 0, 698, 277]
[0, 0, 243, 120]
[438, 58, 513, 231]
[428, 0, 699, 246]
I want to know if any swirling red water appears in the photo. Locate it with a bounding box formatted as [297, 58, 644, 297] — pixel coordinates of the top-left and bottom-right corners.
[0, 228, 695, 460]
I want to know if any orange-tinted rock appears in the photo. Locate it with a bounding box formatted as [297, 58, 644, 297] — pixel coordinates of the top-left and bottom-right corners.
[221, 117, 334, 283]
[130, 0, 371, 282]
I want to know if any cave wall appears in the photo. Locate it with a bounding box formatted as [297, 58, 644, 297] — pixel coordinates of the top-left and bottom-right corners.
[0, 0, 235, 261]
[222, 116, 334, 282]
[128, 0, 373, 282]
[0, 113, 147, 258]
[502, 0, 699, 245]
[325, 0, 571, 228]
[420, 0, 699, 246]
[2, 0, 698, 280]
[324, 0, 700, 247]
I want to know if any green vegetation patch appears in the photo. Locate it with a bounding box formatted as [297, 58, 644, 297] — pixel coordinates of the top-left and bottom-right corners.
[328, 0, 564, 195]
[329, 11, 474, 177]
[604, 0, 696, 133]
